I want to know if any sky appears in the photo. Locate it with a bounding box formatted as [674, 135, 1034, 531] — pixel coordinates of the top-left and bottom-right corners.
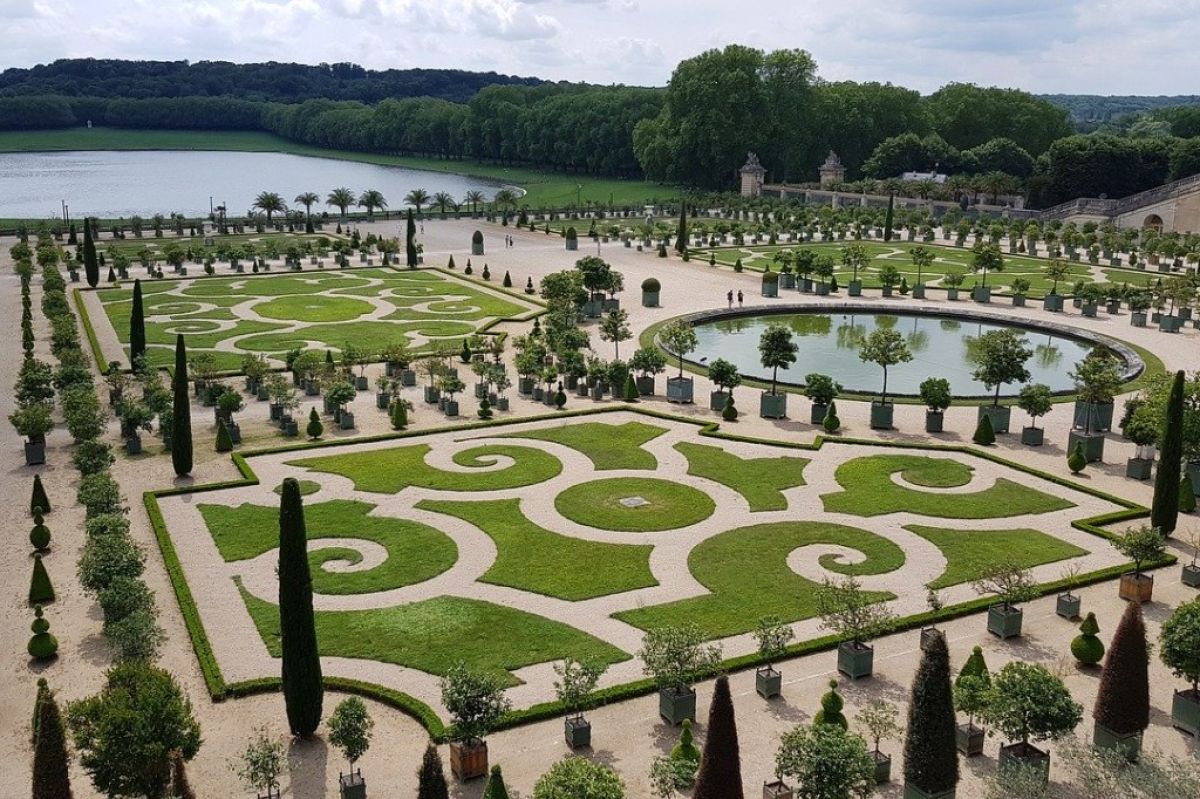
[2, 0, 1200, 95]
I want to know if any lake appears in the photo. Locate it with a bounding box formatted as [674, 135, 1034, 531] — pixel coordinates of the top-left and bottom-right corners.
[0, 149, 504, 219]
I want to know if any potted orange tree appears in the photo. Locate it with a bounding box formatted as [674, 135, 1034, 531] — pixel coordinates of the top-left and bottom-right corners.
[816, 576, 896, 680]
[639, 624, 722, 726]
[553, 658, 605, 749]
[971, 561, 1036, 639]
[753, 616, 794, 700]
[1159, 598, 1200, 736]
[982, 662, 1082, 783]
[1112, 525, 1166, 603]
[441, 664, 510, 781]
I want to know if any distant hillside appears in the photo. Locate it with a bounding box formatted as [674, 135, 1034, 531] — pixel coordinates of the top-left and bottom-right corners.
[1040, 94, 1200, 126]
[0, 58, 545, 104]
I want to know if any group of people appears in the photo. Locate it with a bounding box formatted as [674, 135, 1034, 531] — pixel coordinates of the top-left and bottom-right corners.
[504, 234, 516, 248]
[726, 289, 744, 308]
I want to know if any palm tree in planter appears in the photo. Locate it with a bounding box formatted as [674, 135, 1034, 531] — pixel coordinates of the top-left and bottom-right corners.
[464, 190, 486, 217]
[772, 723, 875, 799]
[968, 241, 1004, 302]
[910, 245, 935, 298]
[971, 560, 1036, 639]
[252, 192, 287, 224]
[856, 700, 902, 784]
[707, 358, 741, 412]
[630, 346, 666, 397]
[441, 663, 511, 781]
[439, 374, 466, 417]
[971, 328, 1031, 434]
[758, 323, 797, 419]
[1159, 598, 1200, 735]
[804, 373, 842, 425]
[404, 188, 429, 216]
[659, 319, 698, 403]
[981, 662, 1083, 782]
[328, 697, 374, 797]
[639, 624, 722, 725]
[553, 658, 606, 749]
[816, 576, 896, 679]
[294, 192, 319, 231]
[1111, 525, 1166, 603]
[918, 377, 951, 433]
[753, 616, 794, 699]
[431, 191, 454, 217]
[327, 187, 355, 220]
[1092, 602, 1150, 761]
[859, 328, 912, 430]
[1016, 383, 1052, 446]
[952, 646, 991, 756]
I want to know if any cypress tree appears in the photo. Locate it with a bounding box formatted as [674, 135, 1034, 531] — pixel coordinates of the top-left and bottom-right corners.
[83, 217, 99, 288]
[883, 194, 895, 241]
[416, 743, 449, 799]
[406, 209, 418, 268]
[1093, 602, 1150, 738]
[31, 683, 72, 799]
[1181, 475, 1197, 513]
[693, 675, 743, 799]
[278, 477, 323, 737]
[29, 554, 55, 605]
[171, 335, 193, 476]
[482, 765, 510, 799]
[130, 279, 146, 364]
[1153, 370, 1184, 535]
[903, 630, 958, 795]
[675, 202, 688, 254]
[31, 474, 51, 515]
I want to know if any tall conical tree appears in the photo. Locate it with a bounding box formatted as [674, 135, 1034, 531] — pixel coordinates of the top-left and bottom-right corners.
[130, 279, 146, 365]
[903, 631, 958, 795]
[28, 554, 55, 605]
[278, 477, 322, 737]
[31, 682, 72, 799]
[675, 202, 688, 254]
[416, 743, 449, 799]
[31, 474, 51, 515]
[1093, 602, 1150, 740]
[1152, 370, 1184, 535]
[693, 675, 743, 799]
[171, 335, 193, 476]
[883, 194, 895, 242]
[406, 209, 418, 268]
[83, 217, 99, 288]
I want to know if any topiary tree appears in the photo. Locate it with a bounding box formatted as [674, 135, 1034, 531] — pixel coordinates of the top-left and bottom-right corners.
[1017, 383, 1053, 430]
[306, 407, 324, 439]
[1152, 370, 1184, 535]
[623, 373, 639, 403]
[440, 662, 511, 746]
[970, 560, 1036, 612]
[973, 413, 996, 445]
[919, 377, 952, 414]
[31, 474, 51, 515]
[532, 757, 625, 799]
[858, 328, 911, 406]
[1068, 440, 1088, 473]
[1094, 602, 1149, 742]
[28, 605, 58, 659]
[972, 328, 1032, 409]
[28, 554, 55, 605]
[671, 718, 701, 765]
[31, 681, 72, 799]
[417, 743, 449, 799]
[983, 662, 1083, 753]
[232, 727, 285, 798]
[814, 679, 848, 729]
[722, 395, 738, 421]
[775, 722, 875, 799]
[171, 335, 193, 476]
[954, 645, 992, 735]
[278, 478, 323, 737]
[903, 630, 958, 795]
[692, 675, 743, 799]
[328, 696, 374, 771]
[1111, 524, 1166, 578]
[823, 400, 841, 433]
[391, 399, 409, 430]
[758, 323, 797, 395]
[30, 509, 51, 552]
[639, 624, 723, 697]
[1071, 612, 1104, 665]
[482, 765, 510, 799]
[214, 418, 233, 453]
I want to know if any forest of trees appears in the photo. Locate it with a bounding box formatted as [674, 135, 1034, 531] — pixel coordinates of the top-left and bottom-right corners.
[1040, 93, 1200, 128]
[4, 55, 1200, 206]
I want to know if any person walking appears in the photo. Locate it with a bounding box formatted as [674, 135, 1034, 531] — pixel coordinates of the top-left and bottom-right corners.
[727, 290, 733, 308]
[737, 290, 744, 307]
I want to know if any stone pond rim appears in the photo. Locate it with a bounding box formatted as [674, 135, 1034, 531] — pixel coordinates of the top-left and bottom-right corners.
[659, 301, 1146, 400]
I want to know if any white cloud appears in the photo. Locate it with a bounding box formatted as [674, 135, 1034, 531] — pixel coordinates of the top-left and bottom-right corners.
[469, 0, 561, 41]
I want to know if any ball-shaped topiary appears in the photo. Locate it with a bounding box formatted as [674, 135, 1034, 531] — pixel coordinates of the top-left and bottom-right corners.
[28, 605, 58, 659]
[671, 719, 701, 764]
[307, 407, 324, 440]
[722, 395, 738, 422]
[823, 401, 841, 433]
[1068, 441, 1088, 474]
[1071, 612, 1105, 665]
[30, 510, 51, 552]
[973, 413, 995, 446]
[482, 264, 491, 281]
[472, 230, 483, 245]
[641, 277, 661, 292]
[478, 397, 493, 420]
[815, 679, 848, 729]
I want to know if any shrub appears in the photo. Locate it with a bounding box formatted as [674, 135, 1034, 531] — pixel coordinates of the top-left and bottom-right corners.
[982, 662, 1082, 746]
[77, 472, 124, 517]
[390, 400, 408, 430]
[215, 419, 233, 452]
[78, 531, 145, 594]
[62, 385, 106, 443]
[973, 413, 996, 445]
[1179, 476, 1196, 513]
[28, 554, 56, 605]
[440, 663, 511, 744]
[775, 723, 875, 799]
[30, 474, 51, 515]
[641, 277, 661, 292]
[1067, 441, 1087, 473]
[804, 373, 841, 406]
[86, 513, 131, 539]
[1159, 599, 1200, 694]
[533, 757, 624, 799]
[623, 373, 639, 402]
[919, 377, 952, 412]
[814, 679, 848, 729]
[28, 605, 58, 659]
[1093, 602, 1149, 736]
[73, 439, 115, 475]
[99, 575, 155, 627]
[639, 625, 722, 694]
[722, 395, 738, 421]
[105, 605, 164, 662]
[1071, 613, 1104, 665]
[307, 408, 324, 439]
[417, 743, 448, 799]
[30, 511, 51, 552]
[670, 718, 701, 764]
[823, 400, 841, 433]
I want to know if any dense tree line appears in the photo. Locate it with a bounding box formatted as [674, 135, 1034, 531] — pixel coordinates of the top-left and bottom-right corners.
[1032, 134, 1200, 206]
[0, 58, 541, 103]
[1040, 93, 1200, 127]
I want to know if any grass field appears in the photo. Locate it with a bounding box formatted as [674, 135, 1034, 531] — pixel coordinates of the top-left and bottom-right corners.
[501, 420, 667, 470]
[0, 128, 678, 213]
[555, 476, 717, 532]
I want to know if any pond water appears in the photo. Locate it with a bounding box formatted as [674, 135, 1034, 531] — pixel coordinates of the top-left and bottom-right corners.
[0, 150, 503, 219]
[691, 312, 1098, 397]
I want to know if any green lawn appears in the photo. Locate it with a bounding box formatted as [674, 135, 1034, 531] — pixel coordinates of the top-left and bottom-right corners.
[0, 128, 678, 211]
[289, 443, 562, 495]
[239, 585, 629, 685]
[555, 477, 716, 532]
[820, 455, 1074, 519]
[199, 500, 457, 595]
[675, 441, 808, 511]
[502, 421, 667, 470]
[418, 498, 656, 600]
[254, 295, 375, 323]
[906, 524, 1088, 590]
[614, 521, 903, 639]
[272, 479, 321, 496]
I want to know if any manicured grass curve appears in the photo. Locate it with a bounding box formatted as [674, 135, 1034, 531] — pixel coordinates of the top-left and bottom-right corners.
[555, 477, 715, 532]
[675, 440, 808, 511]
[502, 420, 667, 470]
[906, 524, 1089, 590]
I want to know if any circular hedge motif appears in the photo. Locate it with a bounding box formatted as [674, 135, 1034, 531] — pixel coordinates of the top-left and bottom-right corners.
[555, 477, 715, 532]
[255, 295, 375, 323]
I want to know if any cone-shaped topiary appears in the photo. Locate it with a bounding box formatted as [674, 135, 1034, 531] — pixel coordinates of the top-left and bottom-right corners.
[555, 388, 567, 409]
[460, 339, 472, 363]
[956, 646, 991, 687]
[1094, 602, 1150, 736]
[734, 257, 743, 272]
[83, 217, 99, 288]
[391, 400, 408, 430]
[31, 681, 71, 799]
[1068, 440, 1087, 474]
[28, 554, 55, 605]
[722, 395, 738, 421]
[482, 764, 510, 799]
[30, 510, 51, 552]
[31, 474, 51, 515]
[1180, 475, 1196, 513]
[823, 400, 841, 433]
[417, 743, 449, 799]
[671, 718, 701, 763]
[307, 407, 323, 440]
[28, 605, 58, 659]
[482, 264, 491, 280]
[130, 278, 146, 364]
[502, 270, 512, 288]
[1152, 370, 1184, 535]
[171, 335, 193, 476]
[278, 478, 323, 737]
[1071, 612, 1104, 665]
[107, 265, 116, 282]
[623, 373, 639, 403]
[973, 413, 995, 445]
[903, 628, 958, 795]
[447, 255, 456, 270]
[214, 419, 233, 453]
[693, 675, 744, 799]
[814, 679, 848, 729]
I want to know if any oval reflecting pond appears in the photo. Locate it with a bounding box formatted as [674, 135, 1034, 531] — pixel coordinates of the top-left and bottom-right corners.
[691, 312, 1097, 397]
[0, 150, 503, 219]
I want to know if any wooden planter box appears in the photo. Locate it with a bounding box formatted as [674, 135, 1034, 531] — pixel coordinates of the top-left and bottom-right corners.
[837, 641, 874, 679]
[1171, 688, 1200, 736]
[658, 686, 697, 726]
[449, 740, 488, 781]
[1118, 572, 1153, 603]
[1093, 721, 1141, 762]
[762, 780, 793, 799]
[987, 604, 1023, 639]
[1056, 592, 1081, 619]
[998, 742, 1050, 785]
[756, 666, 782, 699]
[564, 715, 591, 749]
[956, 722, 985, 756]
